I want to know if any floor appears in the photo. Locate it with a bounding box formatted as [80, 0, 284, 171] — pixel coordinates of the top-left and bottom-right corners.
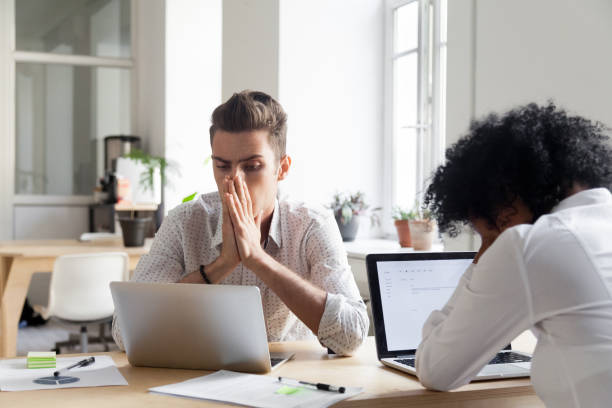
[16, 272, 119, 356]
[17, 320, 120, 356]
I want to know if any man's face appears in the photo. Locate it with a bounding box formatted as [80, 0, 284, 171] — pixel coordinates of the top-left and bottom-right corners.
[211, 129, 285, 218]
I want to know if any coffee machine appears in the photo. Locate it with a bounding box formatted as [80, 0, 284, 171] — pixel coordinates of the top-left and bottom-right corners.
[90, 135, 142, 233]
[104, 135, 141, 173]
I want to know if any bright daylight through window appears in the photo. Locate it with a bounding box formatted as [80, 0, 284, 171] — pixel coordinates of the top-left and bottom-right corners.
[386, 0, 447, 223]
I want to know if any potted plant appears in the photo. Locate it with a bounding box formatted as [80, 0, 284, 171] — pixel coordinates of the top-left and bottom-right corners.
[392, 203, 436, 250]
[119, 149, 178, 246]
[391, 206, 414, 248]
[328, 191, 381, 242]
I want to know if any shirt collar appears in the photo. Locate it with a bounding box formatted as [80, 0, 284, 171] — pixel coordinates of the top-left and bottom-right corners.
[210, 197, 282, 249]
[267, 198, 282, 249]
[552, 188, 612, 213]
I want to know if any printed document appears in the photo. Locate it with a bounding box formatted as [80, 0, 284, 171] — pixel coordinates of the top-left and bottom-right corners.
[149, 370, 361, 408]
[0, 355, 127, 391]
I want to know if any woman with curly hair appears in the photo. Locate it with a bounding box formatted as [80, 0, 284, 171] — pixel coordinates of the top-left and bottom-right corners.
[415, 103, 612, 407]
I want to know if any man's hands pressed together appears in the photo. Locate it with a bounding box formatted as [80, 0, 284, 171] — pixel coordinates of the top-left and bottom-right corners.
[181, 174, 327, 334]
[218, 176, 242, 268]
[178, 177, 244, 284]
[224, 175, 268, 269]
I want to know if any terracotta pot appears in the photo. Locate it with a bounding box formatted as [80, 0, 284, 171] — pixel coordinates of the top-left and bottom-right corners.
[409, 219, 436, 250]
[394, 219, 412, 248]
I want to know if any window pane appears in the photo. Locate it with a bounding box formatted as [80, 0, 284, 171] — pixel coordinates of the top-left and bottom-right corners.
[394, 53, 418, 127]
[394, 127, 418, 209]
[439, 44, 447, 149]
[440, 0, 448, 44]
[16, 0, 131, 58]
[16, 63, 131, 195]
[395, 1, 419, 53]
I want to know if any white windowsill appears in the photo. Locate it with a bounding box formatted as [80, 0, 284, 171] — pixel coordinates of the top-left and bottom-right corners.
[344, 238, 444, 259]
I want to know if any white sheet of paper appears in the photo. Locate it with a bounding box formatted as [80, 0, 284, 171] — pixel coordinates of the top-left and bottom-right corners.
[0, 355, 128, 392]
[149, 370, 361, 408]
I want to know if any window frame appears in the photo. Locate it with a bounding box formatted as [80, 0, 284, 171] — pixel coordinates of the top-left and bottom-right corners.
[383, 0, 447, 236]
[4, 0, 137, 205]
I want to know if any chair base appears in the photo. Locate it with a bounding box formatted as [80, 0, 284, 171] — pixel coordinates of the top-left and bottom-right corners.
[52, 317, 114, 354]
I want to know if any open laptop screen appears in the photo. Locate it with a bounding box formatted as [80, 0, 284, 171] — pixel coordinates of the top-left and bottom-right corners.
[366, 252, 475, 358]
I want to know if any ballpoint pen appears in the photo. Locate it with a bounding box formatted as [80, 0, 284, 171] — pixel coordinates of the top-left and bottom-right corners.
[278, 376, 346, 393]
[53, 357, 96, 377]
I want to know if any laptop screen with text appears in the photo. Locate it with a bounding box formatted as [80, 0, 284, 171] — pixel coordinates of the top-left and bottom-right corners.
[376, 258, 473, 351]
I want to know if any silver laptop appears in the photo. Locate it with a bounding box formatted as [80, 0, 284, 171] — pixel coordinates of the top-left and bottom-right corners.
[366, 252, 531, 381]
[110, 282, 294, 373]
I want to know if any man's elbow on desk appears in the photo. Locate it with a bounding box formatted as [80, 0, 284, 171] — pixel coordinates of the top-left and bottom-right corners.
[317, 306, 369, 356]
[320, 336, 366, 357]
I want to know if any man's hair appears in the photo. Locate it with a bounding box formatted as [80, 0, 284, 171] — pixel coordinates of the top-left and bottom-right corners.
[209, 90, 287, 160]
[425, 102, 612, 237]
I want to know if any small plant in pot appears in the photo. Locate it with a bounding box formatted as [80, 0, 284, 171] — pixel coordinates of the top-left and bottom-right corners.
[118, 212, 152, 247]
[119, 149, 178, 247]
[328, 191, 381, 242]
[392, 206, 414, 248]
[392, 203, 436, 250]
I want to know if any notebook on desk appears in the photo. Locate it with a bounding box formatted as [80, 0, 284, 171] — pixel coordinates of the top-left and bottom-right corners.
[110, 282, 294, 373]
[366, 252, 531, 381]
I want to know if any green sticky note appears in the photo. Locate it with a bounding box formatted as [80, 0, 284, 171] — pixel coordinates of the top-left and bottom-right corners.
[276, 385, 301, 395]
[27, 351, 56, 368]
[27, 351, 56, 360]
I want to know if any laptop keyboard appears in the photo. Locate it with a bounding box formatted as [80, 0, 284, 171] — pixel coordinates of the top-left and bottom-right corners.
[394, 352, 530, 369]
[270, 357, 285, 367]
[394, 358, 415, 367]
[487, 352, 531, 364]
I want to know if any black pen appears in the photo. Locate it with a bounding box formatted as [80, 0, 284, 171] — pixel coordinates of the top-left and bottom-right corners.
[278, 376, 346, 393]
[53, 357, 96, 377]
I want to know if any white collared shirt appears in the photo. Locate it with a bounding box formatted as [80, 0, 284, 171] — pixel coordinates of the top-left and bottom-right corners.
[112, 192, 368, 355]
[416, 188, 612, 407]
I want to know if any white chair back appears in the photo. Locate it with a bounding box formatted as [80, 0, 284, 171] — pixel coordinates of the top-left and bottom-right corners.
[45, 252, 128, 321]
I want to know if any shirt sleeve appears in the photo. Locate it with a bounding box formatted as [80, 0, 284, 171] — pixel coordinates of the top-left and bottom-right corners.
[112, 208, 186, 351]
[415, 228, 533, 391]
[305, 213, 369, 356]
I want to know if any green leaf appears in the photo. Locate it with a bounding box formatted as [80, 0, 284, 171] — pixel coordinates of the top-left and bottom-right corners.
[182, 192, 198, 203]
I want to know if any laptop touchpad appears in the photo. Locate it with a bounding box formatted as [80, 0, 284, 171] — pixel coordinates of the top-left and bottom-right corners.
[479, 364, 526, 376]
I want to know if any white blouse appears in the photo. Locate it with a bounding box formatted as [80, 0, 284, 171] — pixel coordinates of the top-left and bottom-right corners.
[416, 188, 612, 407]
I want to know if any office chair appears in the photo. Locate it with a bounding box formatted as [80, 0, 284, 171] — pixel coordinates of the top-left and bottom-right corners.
[41, 252, 129, 353]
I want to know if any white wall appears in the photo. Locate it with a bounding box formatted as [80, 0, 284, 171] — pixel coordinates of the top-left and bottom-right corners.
[164, 0, 222, 211]
[447, 0, 612, 145]
[134, 0, 165, 157]
[13, 205, 88, 239]
[278, 0, 385, 237]
[474, 0, 612, 126]
[222, 0, 279, 100]
[444, 0, 612, 251]
[442, 0, 476, 251]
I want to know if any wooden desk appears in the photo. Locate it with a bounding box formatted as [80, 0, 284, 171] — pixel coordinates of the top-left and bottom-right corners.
[0, 239, 150, 358]
[0, 337, 542, 407]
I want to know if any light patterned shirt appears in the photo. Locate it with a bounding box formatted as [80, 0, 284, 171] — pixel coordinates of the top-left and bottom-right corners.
[112, 192, 368, 355]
